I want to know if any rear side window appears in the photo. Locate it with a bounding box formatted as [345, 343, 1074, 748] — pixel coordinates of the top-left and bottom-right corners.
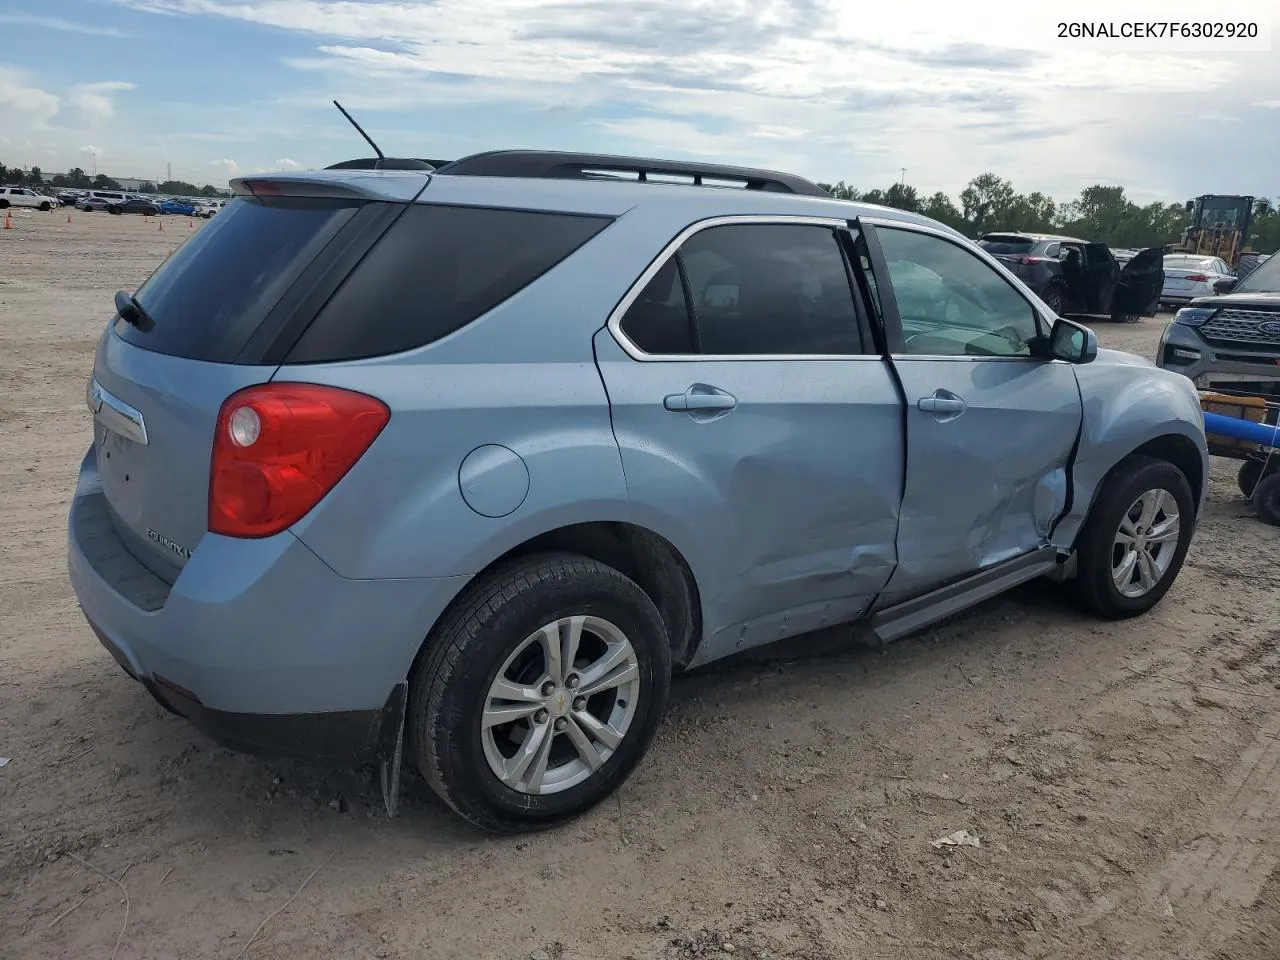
[286, 204, 612, 362]
[619, 259, 697, 354]
[978, 236, 1034, 255]
[119, 196, 360, 362]
[620, 224, 864, 357]
[682, 224, 863, 356]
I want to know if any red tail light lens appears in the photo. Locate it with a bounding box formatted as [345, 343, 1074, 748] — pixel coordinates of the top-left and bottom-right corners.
[209, 383, 390, 538]
[1184, 273, 1210, 282]
[1019, 256, 1046, 265]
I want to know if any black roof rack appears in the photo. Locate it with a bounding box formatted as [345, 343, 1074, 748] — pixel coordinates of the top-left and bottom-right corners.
[324, 157, 448, 171]
[430, 150, 829, 198]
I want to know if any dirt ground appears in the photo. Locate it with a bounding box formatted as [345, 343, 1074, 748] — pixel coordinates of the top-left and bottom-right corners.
[2, 208, 1278, 960]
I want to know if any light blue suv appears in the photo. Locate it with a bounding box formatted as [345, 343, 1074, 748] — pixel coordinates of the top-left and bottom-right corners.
[69, 151, 1208, 832]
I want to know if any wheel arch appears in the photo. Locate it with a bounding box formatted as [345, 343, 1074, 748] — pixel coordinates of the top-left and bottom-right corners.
[414, 521, 704, 674]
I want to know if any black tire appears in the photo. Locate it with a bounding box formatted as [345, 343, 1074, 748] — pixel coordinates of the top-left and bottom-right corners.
[1073, 455, 1195, 619]
[108, 205, 121, 215]
[1238, 460, 1264, 499]
[408, 553, 672, 833]
[1040, 285, 1066, 315]
[0, 199, 8, 209]
[1251, 472, 1280, 525]
[39, 201, 50, 211]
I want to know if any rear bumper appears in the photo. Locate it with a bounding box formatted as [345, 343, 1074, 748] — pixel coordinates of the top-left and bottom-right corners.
[67, 445, 469, 759]
[88, 615, 399, 761]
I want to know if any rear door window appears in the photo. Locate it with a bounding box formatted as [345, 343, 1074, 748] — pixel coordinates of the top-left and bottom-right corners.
[680, 223, 864, 356]
[118, 196, 361, 362]
[285, 204, 612, 362]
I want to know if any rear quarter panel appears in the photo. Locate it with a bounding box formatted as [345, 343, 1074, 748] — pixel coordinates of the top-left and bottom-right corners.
[285, 205, 701, 581]
[1051, 355, 1208, 549]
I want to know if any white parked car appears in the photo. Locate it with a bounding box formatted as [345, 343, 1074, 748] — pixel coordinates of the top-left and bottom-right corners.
[192, 200, 220, 218]
[0, 186, 56, 211]
[1160, 254, 1234, 307]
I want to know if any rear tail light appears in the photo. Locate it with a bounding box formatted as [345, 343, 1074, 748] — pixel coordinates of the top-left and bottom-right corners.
[1184, 273, 1210, 282]
[209, 383, 390, 538]
[1018, 256, 1047, 265]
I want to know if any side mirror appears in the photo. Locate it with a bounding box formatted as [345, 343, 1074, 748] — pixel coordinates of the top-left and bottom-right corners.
[1213, 277, 1238, 295]
[1049, 317, 1097, 364]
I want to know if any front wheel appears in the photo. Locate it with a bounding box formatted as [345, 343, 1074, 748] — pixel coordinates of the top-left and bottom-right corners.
[409, 554, 672, 833]
[0, 199, 8, 209]
[1072, 456, 1194, 619]
[107, 205, 121, 215]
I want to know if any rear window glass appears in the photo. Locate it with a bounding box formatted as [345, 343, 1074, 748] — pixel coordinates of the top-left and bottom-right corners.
[978, 236, 1034, 254]
[118, 196, 359, 362]
[285, 204, 612, 363]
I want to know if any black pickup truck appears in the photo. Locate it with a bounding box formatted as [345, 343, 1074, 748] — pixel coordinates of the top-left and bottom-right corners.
[978, 232, 1164, 322]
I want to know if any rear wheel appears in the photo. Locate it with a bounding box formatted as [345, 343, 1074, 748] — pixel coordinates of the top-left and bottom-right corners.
[1040, 285, 1065, 315]
[408, 553, 672, 833]
[1072, 456, 1194, 619]
[39, 201, 50, 211]
[0, 199, 9, 209]
[108, 205, 121, 215]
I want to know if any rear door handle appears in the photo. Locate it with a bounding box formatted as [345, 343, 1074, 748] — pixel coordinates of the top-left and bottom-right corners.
[917, 391, 967, 417]
[664, 385, 738, 412]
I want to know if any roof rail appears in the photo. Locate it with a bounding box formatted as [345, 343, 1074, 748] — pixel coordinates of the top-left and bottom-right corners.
[324, 157, 438, 171]
[431, 150, 829, 198]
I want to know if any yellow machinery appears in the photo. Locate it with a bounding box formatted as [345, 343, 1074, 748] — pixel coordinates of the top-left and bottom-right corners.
[1177, 194, 1255, 267]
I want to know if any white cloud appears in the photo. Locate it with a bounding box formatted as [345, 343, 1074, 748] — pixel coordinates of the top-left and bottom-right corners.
[61, 81, 137, 126]
[107, 0, 1279, 199]
[0, 67, 60, 123]
[0, 13, 128, 36]
[274, 157, 300, 168]
[209, 158, 239, 175]
[80, 144, 103, 157]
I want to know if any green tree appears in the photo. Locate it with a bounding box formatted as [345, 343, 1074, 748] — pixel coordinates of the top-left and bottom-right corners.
[92, 173, 123, 190]
[921, 192, 967, 233]
[959, 173, 1017, 237]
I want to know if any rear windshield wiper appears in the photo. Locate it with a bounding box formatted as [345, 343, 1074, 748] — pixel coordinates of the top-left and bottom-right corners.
[114, 289, 155, 332]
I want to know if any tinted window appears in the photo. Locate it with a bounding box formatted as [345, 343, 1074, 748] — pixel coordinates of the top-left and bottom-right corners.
[877, 227, 1039, 358]
[619, 258, 696, 354]
[678, 224, 862, 355]
[978, 236, 1035, 255]
[288, 204, 612, 362]
[1237, 254, 1280, 294]
[118, 196, 359, 361]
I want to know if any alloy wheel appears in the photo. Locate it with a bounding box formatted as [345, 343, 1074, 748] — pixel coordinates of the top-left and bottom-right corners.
[481, 615, 641, 795]
[1111, 488, 1181, 598]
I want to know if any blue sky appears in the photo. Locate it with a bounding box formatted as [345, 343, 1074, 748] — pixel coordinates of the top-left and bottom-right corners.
[1, 0, 1276, 203]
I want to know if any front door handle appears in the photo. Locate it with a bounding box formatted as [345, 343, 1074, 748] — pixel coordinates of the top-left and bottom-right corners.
[664, 385, 738, 412]
[917, 390, 967, 418]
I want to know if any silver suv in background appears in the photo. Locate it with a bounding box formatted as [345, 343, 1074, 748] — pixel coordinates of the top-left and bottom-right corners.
[70, 151, 1208, 832]
[1158, 251, 1280, 389]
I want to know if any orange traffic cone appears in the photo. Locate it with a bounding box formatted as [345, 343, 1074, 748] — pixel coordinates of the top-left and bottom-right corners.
[187, 218, 193, 228]
[158, 219, 164, 232]
[3, 211, 11, 230]
[66, 212, 72, 223]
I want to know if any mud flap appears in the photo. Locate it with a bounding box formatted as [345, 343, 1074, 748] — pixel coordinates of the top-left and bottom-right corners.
[378, 682, 407, 818]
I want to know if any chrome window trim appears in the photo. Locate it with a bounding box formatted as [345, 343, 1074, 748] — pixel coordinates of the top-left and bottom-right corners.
[857, 215, 1061, 363]
[605, 214, 871, 363]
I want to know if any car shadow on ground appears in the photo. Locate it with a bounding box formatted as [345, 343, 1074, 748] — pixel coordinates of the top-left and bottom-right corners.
[29, 576, 1100, 852]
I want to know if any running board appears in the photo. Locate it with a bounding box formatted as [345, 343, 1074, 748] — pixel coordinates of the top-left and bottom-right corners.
[870, 546, 1061, 644]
